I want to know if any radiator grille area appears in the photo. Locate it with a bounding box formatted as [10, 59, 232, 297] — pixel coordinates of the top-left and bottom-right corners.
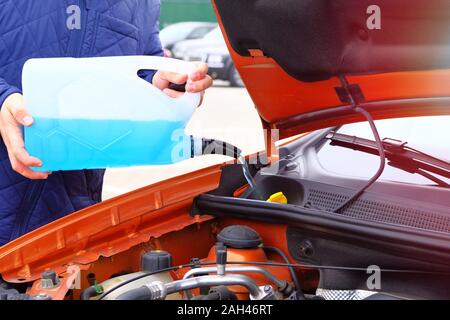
[307, 189, 450, 233]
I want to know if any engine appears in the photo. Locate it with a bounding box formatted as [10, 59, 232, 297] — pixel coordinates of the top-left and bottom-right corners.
[85, 225, 305, 301]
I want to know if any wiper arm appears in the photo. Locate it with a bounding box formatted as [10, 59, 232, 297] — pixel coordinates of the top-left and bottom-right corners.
[326, 132, 450, 187]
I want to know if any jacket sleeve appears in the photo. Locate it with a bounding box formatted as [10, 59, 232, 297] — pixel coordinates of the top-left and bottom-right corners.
[138, 1, 165, 84]
[0, 78, 21, 110]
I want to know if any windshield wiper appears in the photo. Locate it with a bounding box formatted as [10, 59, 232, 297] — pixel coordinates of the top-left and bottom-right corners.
[326, 132, 450, 188]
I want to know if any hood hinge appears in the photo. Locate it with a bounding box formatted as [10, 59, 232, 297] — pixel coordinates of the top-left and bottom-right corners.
[334, 81, 365, 105]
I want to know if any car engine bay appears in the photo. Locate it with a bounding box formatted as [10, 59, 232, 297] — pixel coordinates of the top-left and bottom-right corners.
[0, 125, 449, 301]
[93, 225, 305, 301]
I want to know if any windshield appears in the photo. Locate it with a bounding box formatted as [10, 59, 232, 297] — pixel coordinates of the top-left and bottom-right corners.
[318, 116, 450, 186]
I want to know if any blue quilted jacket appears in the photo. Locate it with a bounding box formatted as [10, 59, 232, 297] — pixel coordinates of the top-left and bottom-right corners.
[0, 0, 163, 246]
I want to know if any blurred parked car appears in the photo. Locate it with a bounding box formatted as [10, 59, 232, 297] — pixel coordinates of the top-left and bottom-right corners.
[159, 22, 216, 53]
[172, 27, 244, 87]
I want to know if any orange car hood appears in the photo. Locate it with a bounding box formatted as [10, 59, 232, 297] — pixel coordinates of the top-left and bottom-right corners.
[213, 0, 450, 139]
[0, 166, 222, 283]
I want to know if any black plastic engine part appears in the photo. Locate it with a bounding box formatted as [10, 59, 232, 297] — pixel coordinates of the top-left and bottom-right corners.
[41, 270, 60, 288]
[217, 225, 262, 249]
[0, 288, 31, 300]
[191, 286, 238, 300]
[80, 285, 103, 301]
[200, 138, 241, 159]
[141, 250, 172, 273]
[215, 242, 227, 265]
[41, 270, 58, 283]
[0, 277, 32, 300]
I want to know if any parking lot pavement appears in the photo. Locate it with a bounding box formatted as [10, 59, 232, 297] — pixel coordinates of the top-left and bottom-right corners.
[102, 83, 264, 200]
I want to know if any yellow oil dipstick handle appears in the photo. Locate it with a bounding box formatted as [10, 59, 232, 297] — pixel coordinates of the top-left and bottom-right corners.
[266, 192, 288, 204]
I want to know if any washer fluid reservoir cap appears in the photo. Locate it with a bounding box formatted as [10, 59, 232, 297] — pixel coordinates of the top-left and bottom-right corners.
[217, 225, 262, 249]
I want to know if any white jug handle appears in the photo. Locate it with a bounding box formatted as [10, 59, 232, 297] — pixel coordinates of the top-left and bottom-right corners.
[109, 56, 202, 119]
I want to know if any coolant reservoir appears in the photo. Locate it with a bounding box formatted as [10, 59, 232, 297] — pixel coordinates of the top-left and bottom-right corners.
[22, 56, 201, 172]
[201, 226, 292, 299]
[203, 244, 291, 299]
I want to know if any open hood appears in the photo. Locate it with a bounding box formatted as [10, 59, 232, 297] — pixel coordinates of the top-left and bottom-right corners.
[212, 0, 450, 139]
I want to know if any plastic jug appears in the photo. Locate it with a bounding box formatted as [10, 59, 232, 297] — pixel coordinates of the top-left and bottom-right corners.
[22, 56, 202, 172]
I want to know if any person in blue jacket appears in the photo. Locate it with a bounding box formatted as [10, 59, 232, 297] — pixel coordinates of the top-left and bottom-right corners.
[0, 0, 212, 246]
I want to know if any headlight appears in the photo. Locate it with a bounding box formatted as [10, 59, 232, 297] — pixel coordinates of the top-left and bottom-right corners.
[207, 54, 225, 67]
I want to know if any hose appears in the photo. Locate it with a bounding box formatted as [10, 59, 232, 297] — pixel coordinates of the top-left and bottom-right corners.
[333, 75, 386, 213]
[99, 262, 211, 300]
[193, 137, 242, 159]
[183, 266, 286, 288]
[100, 259, 449, 300]
[263, 246, 305, 300]
[116, 274, 262, 300]
[193, 138, 256, 190]
[80, 285, 102, 300]
[191, 286, 237, 300]
[182, 265, 289, 299]
[192, 137, 258, 192]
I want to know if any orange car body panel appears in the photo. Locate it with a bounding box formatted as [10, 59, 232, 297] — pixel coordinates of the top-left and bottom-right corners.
[0, 165, 222, 283]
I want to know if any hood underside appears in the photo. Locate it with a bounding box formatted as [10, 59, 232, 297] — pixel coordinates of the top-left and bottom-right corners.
[213, 0, 450, 138]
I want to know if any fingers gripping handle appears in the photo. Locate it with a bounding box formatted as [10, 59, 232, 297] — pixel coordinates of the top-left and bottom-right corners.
[117, 56, 201, 118]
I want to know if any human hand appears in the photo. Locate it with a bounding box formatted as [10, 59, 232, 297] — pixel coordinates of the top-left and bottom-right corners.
[152, 62, 213, 105]
[0, 93, 50, 179]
